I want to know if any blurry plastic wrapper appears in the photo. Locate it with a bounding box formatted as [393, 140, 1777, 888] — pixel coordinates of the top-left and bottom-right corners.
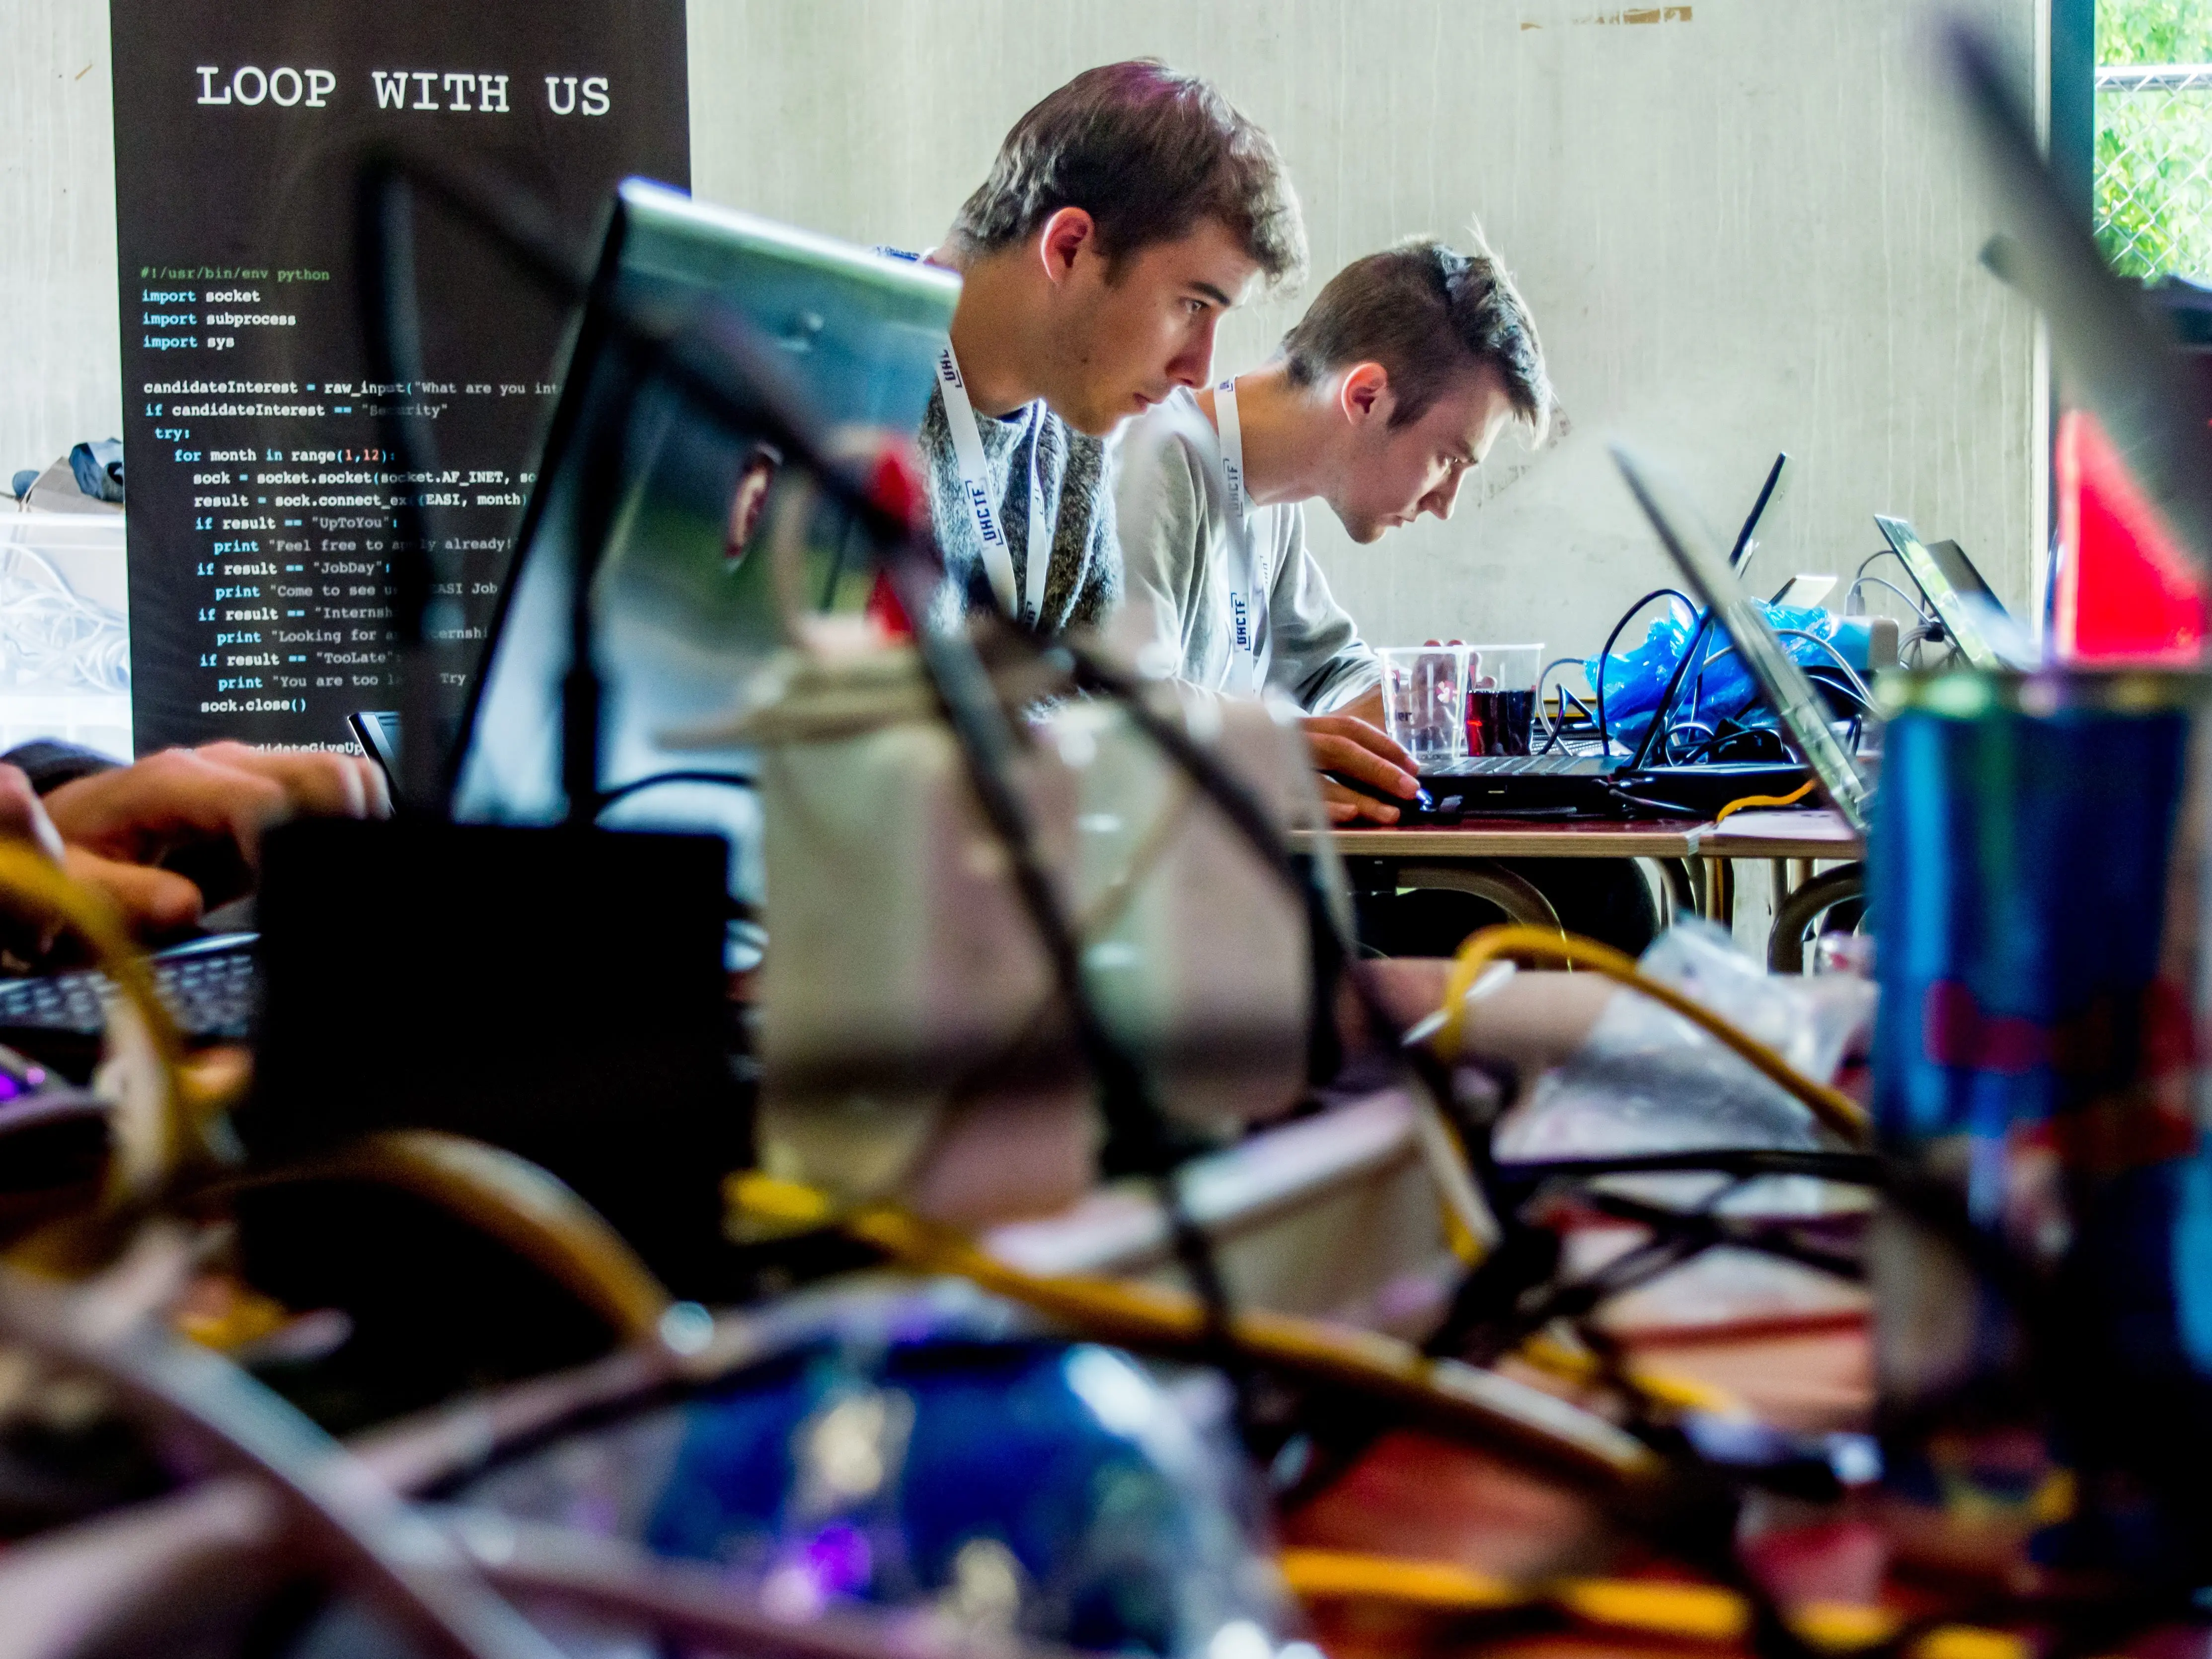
[1496, 921, 1872, 1203]
[1869, 667, 2212, 1579]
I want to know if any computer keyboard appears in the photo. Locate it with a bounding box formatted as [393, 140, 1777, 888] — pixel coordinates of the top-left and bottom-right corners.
[0, 933, 259, 1043]
[1428, 754, 1595, 778]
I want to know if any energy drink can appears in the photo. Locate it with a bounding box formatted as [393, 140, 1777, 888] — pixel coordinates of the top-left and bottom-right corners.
[1869, 667, 2212, 1582]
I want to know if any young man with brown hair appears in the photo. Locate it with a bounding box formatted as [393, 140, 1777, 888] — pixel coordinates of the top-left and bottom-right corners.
[1113, 235, 1553, 824]
[903, 60, 1304, 637]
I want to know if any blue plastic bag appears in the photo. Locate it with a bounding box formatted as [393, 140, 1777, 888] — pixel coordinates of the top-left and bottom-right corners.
[1584, 603, 1850, 754]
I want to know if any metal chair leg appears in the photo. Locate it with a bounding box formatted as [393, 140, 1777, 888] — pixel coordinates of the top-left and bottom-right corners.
[1648, 857, 1697, 929]
[1768, 861, 1867, 973]
[1396, 861, 1567, 944]
[1700, 856, 1736, 928]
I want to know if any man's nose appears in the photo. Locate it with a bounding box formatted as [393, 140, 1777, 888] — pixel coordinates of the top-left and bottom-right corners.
[1423, 468, 1466, 523]
[1167, 315, 1219, 388]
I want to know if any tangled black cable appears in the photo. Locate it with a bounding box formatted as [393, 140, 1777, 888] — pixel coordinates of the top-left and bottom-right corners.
[1593, 589, 1694, 756]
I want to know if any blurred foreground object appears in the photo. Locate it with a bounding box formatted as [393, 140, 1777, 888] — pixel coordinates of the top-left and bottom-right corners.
[748, 647, 1329, 1220]
[2055, 410, 2207, 661]
[1871, 665, 2212, 1583]
[447, 1282, 1295, 1659]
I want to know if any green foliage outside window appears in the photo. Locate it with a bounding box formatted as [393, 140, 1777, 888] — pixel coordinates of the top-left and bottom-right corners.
[2097, 1, 2212, 277]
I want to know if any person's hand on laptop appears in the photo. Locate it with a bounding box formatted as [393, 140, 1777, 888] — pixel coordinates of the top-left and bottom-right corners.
[1305, 685, 1420, 826]
[44, 743, 391, 934]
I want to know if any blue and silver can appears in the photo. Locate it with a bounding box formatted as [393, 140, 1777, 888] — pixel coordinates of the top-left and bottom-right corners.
[1870, 667, 2212, 1581]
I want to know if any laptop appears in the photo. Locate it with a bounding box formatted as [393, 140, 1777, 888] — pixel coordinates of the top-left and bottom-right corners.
[356, 181, 957, 829]
[346, 181, 958, 818]
[448, 182, 955, 839]
[1395, 452, 1821, 820]
[1870, 515, 2032, 671]
[1614, 446, 1873, 838]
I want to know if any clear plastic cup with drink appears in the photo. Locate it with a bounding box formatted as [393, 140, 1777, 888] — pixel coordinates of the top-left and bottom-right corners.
[1464, 644, 1544, 757]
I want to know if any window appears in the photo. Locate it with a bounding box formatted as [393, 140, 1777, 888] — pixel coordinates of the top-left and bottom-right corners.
[2095, 1, 2212, 278]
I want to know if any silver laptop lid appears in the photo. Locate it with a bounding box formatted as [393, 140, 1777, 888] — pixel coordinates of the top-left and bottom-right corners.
[451, 183, 959, 840]
[1872, 514, 2023, 671]
[1611, 445, 1872, 836]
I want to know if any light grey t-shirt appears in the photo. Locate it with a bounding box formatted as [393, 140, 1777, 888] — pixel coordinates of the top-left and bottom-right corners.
[1112, 387, 1380, 713]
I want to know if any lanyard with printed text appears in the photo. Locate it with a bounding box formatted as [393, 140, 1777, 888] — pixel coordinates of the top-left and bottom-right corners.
[1213, 377, 1271, 694]
[934, 343, 1050, 626]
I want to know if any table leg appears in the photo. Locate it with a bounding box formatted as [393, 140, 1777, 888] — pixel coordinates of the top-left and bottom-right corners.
[1646, 857, 1697, 930]
[1700, 856, 1736, 929]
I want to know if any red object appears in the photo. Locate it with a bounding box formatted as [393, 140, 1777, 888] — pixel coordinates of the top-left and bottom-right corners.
[864, 571, 913, 639]
[861, 443, 928, 641]
[2056, 408, 2207, 660]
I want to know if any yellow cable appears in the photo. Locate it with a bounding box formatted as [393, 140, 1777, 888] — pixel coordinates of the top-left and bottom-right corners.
[1714, 778, 1818, 822]
[1280, 1548, 2025, 1657]
[1516, 1330, 1747, 1418]
[727, 1174, 1663, 1491]
[226, 1131, 673, 1344]
[1436, 925, 1869, 1142]
[1280, 1549, 1520, 1612]
[0, 844, 198, 1198]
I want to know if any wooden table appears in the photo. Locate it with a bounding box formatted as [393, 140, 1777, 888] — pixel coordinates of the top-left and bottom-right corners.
[1292, 810, 1866, 968]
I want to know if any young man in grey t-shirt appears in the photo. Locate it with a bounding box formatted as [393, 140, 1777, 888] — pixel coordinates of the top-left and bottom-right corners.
[907, 61, 1304, 640]
[1114, 237, 1552, 824]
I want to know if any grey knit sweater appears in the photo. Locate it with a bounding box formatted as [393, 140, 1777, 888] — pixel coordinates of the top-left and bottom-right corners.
[915, 378, 1120, 638]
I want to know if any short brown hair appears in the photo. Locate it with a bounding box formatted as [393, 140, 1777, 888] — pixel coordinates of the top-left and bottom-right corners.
[950, 61, 1305, 286]
[1281, 233, 1551, 438]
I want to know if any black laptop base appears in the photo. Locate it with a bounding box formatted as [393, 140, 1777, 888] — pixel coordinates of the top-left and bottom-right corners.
[1398, 760, 1812, 824]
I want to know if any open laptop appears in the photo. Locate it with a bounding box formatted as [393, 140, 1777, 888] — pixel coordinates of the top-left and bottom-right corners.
[1871, 514, 2029, 671]
[444, 181, 956, 844]
[1395, 453, 1820, 819]
[1614, 446, 1873, 837]
[349, 181, 955, 823]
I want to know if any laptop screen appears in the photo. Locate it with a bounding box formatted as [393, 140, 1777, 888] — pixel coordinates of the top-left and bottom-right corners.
[1873, 514, 2006, 671]
[446, 183, 958, 864]
[1612, 446, 1872, 836]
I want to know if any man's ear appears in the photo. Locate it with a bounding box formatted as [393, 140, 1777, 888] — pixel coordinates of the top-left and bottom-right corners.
[1036, 207, 1098, 287]
[1338, 362, 1392, 429]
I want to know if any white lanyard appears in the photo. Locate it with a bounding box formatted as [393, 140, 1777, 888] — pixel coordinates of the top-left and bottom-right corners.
[1213, 377, 1271, 694]
[934, 343, 1051, 626]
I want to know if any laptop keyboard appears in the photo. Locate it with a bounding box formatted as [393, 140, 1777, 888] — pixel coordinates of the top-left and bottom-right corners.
[1427, 754, 1595, 778]
[0, 935, 259, 1042]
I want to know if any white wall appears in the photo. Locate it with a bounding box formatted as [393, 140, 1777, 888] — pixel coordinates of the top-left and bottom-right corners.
[0, 0, 121, 484]
[2, 0, 2041, 664]
[688, 0, 2043, 658]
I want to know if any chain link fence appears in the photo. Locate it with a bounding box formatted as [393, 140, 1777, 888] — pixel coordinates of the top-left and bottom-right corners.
[2097, 63, 2212, 279]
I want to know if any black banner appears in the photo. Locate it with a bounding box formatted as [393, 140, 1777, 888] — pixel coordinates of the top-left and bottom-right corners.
[109, 1, 688, 753]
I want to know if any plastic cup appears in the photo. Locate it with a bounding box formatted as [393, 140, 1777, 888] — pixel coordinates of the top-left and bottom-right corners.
[1464, 644, 1543, 757]
[1379, 645, 1467, 765]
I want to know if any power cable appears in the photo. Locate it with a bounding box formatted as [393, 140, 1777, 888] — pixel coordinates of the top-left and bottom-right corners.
[1592, 590, 1694, 756]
